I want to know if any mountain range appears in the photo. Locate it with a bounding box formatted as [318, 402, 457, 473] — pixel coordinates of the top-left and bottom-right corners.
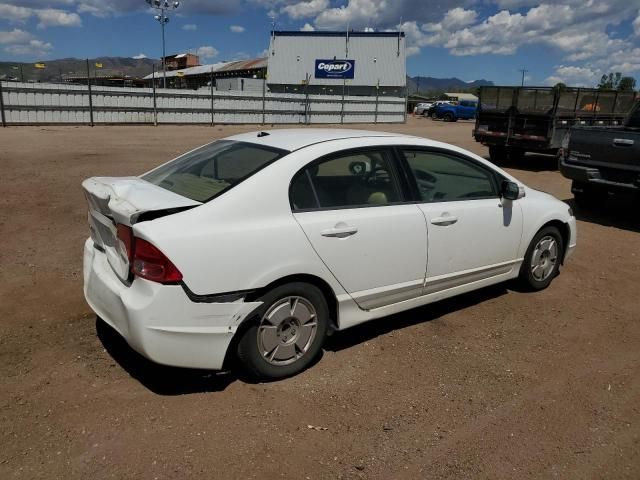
[406, 76, 494, 93]
[0, 57, 158, 82]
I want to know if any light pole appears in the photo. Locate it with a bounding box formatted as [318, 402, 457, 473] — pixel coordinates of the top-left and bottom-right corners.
[146, 0, 179, 89]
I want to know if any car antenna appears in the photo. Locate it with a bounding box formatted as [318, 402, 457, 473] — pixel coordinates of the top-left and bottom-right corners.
[257, 131, 270, 137]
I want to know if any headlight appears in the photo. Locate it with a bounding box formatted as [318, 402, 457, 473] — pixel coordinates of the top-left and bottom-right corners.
[568, 207, 574, 217]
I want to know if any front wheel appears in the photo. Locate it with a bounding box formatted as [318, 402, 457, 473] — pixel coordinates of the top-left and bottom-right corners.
[518, 226, 564, 291]
[236, 282, 329, 381]
[443, 112, 455, 122]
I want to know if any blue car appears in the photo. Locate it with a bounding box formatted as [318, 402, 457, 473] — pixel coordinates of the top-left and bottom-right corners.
[432, 100, 478, 122]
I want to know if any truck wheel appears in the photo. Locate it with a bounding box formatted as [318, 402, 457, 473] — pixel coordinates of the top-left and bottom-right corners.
[507, 147, 525, 162]
[572, 181, 606, 210]
[443, 112, 455, 122]
[489, 146, 508, 163]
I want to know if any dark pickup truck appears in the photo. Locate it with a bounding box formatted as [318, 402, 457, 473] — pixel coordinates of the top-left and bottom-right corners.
[474, 86, 636, 163]
[559, 101, 640, 208]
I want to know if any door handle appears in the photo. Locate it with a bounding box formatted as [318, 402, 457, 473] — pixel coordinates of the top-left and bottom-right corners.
[431, 215, 458, 226]
[321, 225, 358, 238]
[613, 138, 634, 147]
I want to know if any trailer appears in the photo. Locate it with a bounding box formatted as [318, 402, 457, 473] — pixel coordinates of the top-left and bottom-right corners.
[473, 86, 636, 163]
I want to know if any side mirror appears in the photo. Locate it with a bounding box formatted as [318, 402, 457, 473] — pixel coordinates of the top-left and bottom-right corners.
[501, 180, 525, 200]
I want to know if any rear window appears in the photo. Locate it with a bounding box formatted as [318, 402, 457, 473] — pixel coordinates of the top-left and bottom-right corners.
[142, 140, 288, 202]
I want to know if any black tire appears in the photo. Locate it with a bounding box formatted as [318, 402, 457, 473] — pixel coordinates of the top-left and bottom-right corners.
[518, 226, 564, 291]
[443, 112, 455, 122]
[489, 146, 508, 164]
[236, 282, 329, 381]
[431, 111, 438, 120]
[507, 147, 525, 162]
[572, 181, 606, 210]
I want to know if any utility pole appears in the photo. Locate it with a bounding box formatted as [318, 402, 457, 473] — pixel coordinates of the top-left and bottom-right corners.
[519, 68, 529, 87]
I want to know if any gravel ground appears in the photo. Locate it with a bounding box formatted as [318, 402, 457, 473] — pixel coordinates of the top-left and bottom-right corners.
[0, 117, 639, 479]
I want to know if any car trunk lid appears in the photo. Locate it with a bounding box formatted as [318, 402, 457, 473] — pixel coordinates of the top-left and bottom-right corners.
[82, 176, 200, 282]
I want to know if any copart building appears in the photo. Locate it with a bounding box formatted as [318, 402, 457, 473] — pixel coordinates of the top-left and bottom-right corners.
[267, 30, 406, 97]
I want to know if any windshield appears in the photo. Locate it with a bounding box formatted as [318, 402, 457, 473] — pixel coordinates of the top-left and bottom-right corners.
[142, 140, 288, 202]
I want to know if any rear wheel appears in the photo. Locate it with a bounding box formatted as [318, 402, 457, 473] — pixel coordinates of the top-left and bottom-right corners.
[236, 282, 329, 381]
[518, 226, 563, 291]
[489, 146, 508, 163]
[507, 147, 525, 162]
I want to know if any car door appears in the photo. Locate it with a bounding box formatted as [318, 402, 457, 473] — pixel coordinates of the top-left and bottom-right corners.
[398, 148, 523, 293]
[290, 147, 428, 310]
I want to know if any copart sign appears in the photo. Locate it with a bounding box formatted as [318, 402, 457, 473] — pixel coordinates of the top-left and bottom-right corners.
[315, 59, 355, 79]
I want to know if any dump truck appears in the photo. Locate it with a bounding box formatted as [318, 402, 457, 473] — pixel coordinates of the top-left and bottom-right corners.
[474, 86, 636, 163]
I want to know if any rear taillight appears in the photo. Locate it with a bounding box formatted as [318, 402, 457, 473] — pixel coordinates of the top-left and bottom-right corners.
[116, 224, 134, 262]
[132, 238, 183, 284]
[116, 223, 182, 284]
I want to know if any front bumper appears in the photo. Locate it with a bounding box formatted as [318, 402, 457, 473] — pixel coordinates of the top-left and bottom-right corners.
[83, 238, 262, 370]
[565, 215, 577, 262]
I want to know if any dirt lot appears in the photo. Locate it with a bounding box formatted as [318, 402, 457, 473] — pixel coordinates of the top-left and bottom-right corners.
[1, 117, 639, 479]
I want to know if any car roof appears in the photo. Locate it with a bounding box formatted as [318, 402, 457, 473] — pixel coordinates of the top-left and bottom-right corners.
[225, 128, 414, 152]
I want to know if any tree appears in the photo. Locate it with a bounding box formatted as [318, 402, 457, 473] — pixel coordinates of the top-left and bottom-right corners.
[598, 72, 621, 89]
[618, 76, 636, 92]
[597, 72, 637, 91]
[553, 82, 567, 93]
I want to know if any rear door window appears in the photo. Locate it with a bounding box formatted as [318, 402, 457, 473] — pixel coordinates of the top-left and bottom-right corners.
[290, 149, 403, 210]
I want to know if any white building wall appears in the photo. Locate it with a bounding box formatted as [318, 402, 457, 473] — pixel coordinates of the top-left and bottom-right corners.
[267, 32, 406, 87]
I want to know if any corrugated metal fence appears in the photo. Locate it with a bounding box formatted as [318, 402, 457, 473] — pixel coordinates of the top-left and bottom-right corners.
[0, 81, 406, 126]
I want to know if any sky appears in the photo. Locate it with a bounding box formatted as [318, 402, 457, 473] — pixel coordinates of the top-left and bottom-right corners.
[1, 0, 640, 87]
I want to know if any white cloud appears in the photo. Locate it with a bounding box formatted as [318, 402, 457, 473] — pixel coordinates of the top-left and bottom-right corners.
[633, 11, 640, 36]
[544, 65, 599, 87]
[182, 24, 197, 31]
[0, 4, 81, 28]
[0, 4, 32, 22]
[132, 53, 147, 59]
[35, 8, 82, 28]
[197, 45, 219, 59]
[230, 25, 245, 33]
[0, 27, 53, 57]
[0, 28, 34, 44]
[314, 0, 385, 29]
[282, 0, 328, 19]
[396, 0, 640, 81]
[300, 22, 315, 31]
[5, 38, 53, 57]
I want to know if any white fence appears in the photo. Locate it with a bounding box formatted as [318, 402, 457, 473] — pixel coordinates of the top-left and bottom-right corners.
[0, 81, 407, 125]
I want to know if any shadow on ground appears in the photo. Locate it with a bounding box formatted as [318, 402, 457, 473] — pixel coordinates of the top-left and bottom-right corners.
[564, 196, 640, 233]
[97, 284, 510, 394]
[325, 283, 508, 352]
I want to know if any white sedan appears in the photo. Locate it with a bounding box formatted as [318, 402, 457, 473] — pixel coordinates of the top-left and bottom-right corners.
[83, 129, 576, 380]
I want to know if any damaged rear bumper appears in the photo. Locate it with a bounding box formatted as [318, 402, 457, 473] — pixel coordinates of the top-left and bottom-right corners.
[83, 238, 262, 370]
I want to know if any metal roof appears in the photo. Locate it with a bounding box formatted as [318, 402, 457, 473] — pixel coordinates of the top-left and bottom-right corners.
[142, 57, 267, 80]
